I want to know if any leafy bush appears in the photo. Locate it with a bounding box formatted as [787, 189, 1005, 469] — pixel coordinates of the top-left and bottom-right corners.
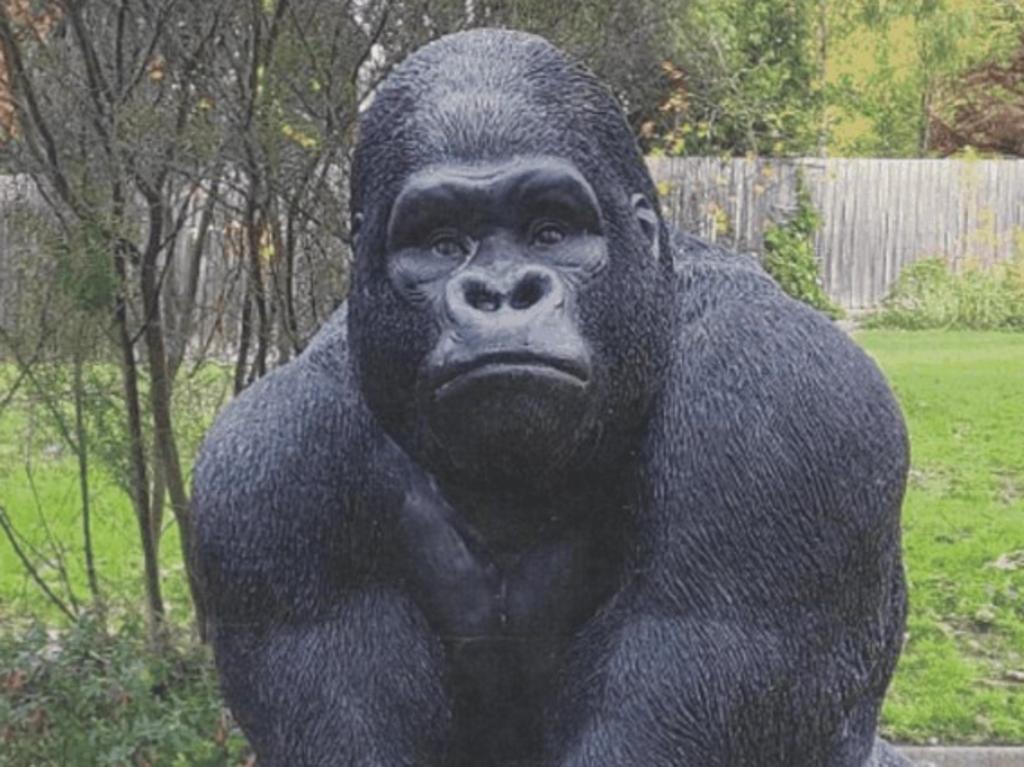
[869, 251, 1024, 331]
[0, 615, 251, 767]
[867, 258, 958, 330]
[762, 184, 844, 319]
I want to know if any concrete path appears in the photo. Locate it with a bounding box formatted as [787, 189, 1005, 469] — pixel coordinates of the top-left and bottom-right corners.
[900, 747, 1024, 766]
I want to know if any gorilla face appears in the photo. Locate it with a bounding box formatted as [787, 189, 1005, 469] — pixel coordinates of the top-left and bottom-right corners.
[349, 31, 674, 491]
[385, 156, 611, 483]
[361, 154, 664, 488]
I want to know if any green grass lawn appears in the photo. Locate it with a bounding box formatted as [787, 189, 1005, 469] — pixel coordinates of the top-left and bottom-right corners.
[858, 331, 1024, 744]
[1, 332, 1023, 745]
[0, 364, 227, 622]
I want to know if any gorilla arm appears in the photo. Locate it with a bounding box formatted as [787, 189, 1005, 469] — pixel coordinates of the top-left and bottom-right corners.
[546, 270, 909, 767]
[192, 345, 449, 767]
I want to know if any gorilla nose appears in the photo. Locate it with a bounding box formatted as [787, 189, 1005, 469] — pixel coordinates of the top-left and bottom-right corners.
[447, 266, 562, 322]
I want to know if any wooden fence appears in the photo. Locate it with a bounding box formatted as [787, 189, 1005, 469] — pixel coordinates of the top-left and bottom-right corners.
[649, 157, 1024, 311]
[2, 158, 1023, 332]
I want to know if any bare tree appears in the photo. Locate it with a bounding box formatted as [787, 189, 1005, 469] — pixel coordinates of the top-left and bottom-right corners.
[0, 0, 228, 644]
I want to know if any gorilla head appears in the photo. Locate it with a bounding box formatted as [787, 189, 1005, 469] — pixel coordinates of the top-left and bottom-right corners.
[349, 29, 674, 489]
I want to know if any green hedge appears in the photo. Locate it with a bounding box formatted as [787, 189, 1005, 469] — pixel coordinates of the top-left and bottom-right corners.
[868, 253, 1024, 331]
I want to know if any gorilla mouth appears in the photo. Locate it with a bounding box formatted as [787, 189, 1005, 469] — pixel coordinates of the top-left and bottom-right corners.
[432, 351, 590, 398]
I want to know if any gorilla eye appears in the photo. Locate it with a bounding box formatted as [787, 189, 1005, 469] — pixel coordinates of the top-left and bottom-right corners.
[532, 223, 566, 247]
[430, 233, 467, 259]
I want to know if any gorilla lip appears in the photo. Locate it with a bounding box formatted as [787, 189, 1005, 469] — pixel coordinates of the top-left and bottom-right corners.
[431, 351, 590, 396]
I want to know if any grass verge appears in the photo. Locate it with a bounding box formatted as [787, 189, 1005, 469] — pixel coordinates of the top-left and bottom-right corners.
[859, 331, 1024, 744]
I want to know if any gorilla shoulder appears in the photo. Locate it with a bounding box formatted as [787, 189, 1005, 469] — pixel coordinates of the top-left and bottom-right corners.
[193, 308, 363, 513]
[191, 308, 384, 620]
[667, 231, 908, 520]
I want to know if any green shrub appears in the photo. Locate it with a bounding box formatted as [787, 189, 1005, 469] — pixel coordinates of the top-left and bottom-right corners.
[869, 252, 1024, 331]
[957, 265, 1016, 329]
[1004, 242, 1024, 328]
[867, 258, 958, 330]
[0, 615, 251, 767]
[763, 184, 844, 319]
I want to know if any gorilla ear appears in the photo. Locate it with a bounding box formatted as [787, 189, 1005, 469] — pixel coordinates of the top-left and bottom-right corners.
[351, 211, 365, 241]
[631, 194, 659, 262]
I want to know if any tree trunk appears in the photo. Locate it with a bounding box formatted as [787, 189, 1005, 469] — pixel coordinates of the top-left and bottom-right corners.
[72, 352, 101, 608]
[919, 86, 933, 156]
[150, 436, 166, 558]
[246, 200, 271, 385]
[233, 277, 254, 395]
[816, 0, 829, 157]
[139, 199, 208, 640]
[112, 238, 165, 648]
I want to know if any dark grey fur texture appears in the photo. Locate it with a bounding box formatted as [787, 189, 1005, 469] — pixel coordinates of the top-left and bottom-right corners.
[193, 29, 912, 767]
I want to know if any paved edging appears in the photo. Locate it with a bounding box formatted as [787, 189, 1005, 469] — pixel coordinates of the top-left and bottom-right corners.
[899, 747, 1024, 766]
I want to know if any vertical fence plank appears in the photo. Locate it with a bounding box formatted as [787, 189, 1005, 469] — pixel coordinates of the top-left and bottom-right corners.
[651, 158, 1024, 311]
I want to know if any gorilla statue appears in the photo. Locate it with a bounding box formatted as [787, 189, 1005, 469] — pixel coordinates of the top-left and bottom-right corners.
[193, 29, 912, 767]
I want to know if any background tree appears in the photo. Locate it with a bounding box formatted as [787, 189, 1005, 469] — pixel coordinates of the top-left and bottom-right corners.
[0, 0, 232, 643]
[644, 0, 1023, 159]
[826, 0, 1021, 157]
[931, 25, 1024, 157]
[649, 0, 824, 156]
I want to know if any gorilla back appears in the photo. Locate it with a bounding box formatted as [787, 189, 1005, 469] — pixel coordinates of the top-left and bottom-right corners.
[193, 29, 912, 767]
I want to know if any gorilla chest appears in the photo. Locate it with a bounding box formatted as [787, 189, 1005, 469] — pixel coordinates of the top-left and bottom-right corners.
[397, 498, 619, 764]
[403, 516, 610, 641]
[395, 473, 622, 740]
[396, 473, 621, 643]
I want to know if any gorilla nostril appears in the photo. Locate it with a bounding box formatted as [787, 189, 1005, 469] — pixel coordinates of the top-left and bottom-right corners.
[464, 281, 503, 313]
[509, 272, 551, 310]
